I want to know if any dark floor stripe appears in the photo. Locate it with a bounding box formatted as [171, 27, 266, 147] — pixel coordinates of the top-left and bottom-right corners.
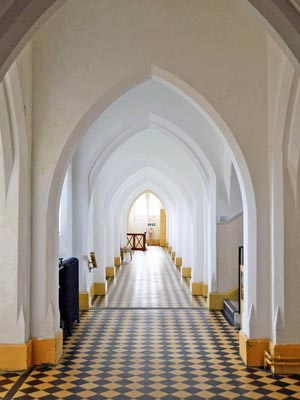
[2, 367, 34, 400]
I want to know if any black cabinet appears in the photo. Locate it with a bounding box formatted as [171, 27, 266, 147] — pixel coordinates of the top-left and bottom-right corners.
[59, 257, 80, 335]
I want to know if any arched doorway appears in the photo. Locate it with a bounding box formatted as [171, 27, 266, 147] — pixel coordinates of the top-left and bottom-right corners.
[48, 68, 255, 365]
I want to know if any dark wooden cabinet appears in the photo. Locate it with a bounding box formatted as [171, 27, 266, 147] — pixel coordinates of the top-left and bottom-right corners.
[59, 257, 79, 335]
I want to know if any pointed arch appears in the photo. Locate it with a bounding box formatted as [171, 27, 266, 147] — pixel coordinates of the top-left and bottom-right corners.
[47, 65, 256, 336]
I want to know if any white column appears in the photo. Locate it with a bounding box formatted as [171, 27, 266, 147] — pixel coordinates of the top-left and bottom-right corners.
[120, 209, 127, 247]
[0, 71, 30, 343]
[203, 198, 208, 287]
[208, 182, 217, 292]
[72, 161, 90, 293]
[191, 197, 204, 283]
[170, 208, 176, 249]
[175, 204, 183, 257]
[114, 212, 121, 256]
[104, 206, 115, 267]
[92, 188, 106, 282]
[181, 203, 191, 266]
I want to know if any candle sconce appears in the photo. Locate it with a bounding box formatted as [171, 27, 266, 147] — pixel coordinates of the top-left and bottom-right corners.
[88, 251, 97, 272]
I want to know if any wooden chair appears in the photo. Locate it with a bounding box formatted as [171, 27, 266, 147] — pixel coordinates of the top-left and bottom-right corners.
[120, 246, 133, 261]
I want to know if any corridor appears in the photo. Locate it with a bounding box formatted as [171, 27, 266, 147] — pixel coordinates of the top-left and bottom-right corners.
[1, 248, 300, 399]
[94, 247, 204, 308]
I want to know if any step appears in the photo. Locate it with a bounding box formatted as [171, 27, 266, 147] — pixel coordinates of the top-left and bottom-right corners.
[222, 299, 240, 328]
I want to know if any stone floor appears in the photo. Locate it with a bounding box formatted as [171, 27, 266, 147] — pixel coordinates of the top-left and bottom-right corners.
[1, 247, 300, 399]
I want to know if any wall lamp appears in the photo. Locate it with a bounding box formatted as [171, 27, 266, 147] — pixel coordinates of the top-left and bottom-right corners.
[88, 251, 97, 272]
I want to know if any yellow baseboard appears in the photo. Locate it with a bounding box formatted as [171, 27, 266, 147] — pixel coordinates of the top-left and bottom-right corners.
[181, 267, 191, 278]
[114, 257, 121, 267]
[202, 283, 208, 297]
[239, 331, 269, 367]
[171, 252, 176, 260]
[267, 342, 300, 374]
[32, 329, 63, 366]
[0, 340, 32, 371]
[191, 281, 203, 295]
[90, 284, 94, 297]
[92, 282, 107, 295]
[0, 329, 63, 371]
[175, 257, 182, 267]
[79, 291, 90, 310]
[167, 246, 172, 254]
[207, 287, 238, 310]
[106, 266, 115, 278]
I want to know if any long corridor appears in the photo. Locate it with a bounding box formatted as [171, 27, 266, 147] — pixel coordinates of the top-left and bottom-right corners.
[94, 247, 204, 308]
[2, 248, 300, 399]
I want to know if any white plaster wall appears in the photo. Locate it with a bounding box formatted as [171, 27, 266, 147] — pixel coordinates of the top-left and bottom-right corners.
[268, 35, 291, 343]
[0, 62, 31, 343]
[59, 165, 73, 259]
[30, 0, 270, 340]
[217, 214, 243, 293]
[14, 46, 33, 342]
[267, 34, 300, 343]
[1, 0, 300, 349]
[218, 166, 243, 219]
[128, 213, 161, 241]
[281, 70, 300, 343]
[0, 84, 22, 342]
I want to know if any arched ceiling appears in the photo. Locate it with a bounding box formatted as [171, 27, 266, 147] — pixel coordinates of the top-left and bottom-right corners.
[98, 153, 196, 212]
[74, 79, 242, 218]
[96, 129, 203, 199]
[111, 170, 180, 217]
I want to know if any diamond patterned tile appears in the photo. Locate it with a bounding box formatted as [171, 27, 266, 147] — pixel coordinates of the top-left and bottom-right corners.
[0, 373, 20, 399]
[2, 247, 300, 399]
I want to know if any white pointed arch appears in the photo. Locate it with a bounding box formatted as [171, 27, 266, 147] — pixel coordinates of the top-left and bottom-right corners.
[101, 160, 194, 213]
[48, 65, 256, 336]
[87, 113, 214, 198]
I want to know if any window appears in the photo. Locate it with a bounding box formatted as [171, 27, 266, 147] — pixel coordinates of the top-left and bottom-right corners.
[135, 193, 147, 216]
[132, 192, 161, 219]
[148, 193, 161, 216]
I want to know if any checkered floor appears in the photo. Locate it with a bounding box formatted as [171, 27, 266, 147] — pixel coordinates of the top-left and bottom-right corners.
[0, 375, 20, 399]
[2, 247, 300, 399]
[93, 247, 204, 308]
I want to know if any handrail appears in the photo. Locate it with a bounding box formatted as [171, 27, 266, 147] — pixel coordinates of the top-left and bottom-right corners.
[127, 232, 146, 251]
